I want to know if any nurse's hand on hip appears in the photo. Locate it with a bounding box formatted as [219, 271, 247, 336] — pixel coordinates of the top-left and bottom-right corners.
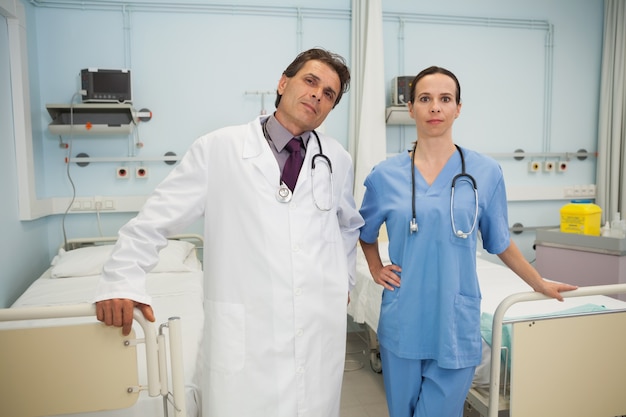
[96, 299, 155, 336]
[359, 239, 401, 291]
[372, 264, 402, 291]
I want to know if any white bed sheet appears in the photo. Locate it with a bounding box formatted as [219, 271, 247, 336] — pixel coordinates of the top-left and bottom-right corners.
[7, 262, 204, 417]
[347, 241, 388, 332]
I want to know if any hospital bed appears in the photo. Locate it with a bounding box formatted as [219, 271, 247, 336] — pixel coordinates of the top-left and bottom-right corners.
[0, 235, 205, 417]
[347, 241, 626, 417]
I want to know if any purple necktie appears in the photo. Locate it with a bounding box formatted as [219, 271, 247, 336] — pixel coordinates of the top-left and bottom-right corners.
[281, 137, 304, 192]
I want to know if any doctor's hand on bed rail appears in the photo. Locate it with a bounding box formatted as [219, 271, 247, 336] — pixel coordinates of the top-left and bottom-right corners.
[359, 239, 402, 291]
[96, 299, 155, 336]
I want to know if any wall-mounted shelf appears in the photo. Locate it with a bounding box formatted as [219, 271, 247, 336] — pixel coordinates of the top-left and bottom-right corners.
[385, 105, 413, 125]
[46, 103, 136, 135]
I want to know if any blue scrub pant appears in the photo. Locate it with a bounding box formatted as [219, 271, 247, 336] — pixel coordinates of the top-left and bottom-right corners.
[380, 345, 476, 417]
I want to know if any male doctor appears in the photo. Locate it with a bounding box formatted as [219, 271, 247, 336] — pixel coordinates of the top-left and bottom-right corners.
[94, 48, 364, 417]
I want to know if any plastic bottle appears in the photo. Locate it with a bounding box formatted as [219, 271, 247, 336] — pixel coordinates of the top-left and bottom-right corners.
[601, 221, 611, 237]
[610, 213, 626, 239]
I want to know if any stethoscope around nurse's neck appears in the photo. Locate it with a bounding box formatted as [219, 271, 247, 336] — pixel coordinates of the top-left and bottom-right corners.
[409, 143, 478, 238]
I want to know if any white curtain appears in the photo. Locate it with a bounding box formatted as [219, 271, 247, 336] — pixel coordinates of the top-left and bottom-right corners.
[596, 0, 626, 224]
[349, 0, 387, 207]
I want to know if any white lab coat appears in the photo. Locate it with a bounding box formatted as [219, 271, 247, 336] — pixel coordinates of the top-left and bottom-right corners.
[95, 116, 364, 417]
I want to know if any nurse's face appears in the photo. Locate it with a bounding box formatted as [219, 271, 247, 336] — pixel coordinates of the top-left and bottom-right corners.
[408, 73, 462, 139]
[275, 59, 340, 136]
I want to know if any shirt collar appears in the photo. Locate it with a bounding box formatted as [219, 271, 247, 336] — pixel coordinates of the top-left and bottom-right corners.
[265, 114, 310, 152]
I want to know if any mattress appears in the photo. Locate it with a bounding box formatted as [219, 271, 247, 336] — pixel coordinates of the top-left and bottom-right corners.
[4, 238, 205, 417]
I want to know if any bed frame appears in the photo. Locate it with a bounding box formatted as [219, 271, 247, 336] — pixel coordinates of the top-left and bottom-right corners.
[465, 283, 626, 417]
[63, 233, 204, 255]
[0, 304, 186, 417]
[0, 234, 204, 417]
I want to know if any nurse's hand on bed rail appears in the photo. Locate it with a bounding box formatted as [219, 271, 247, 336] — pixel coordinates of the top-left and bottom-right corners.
[531, 280, 579, 302]
[497, 240, 578, 302]
[96, 299, 155, 336]
[359, 239, 402, 291]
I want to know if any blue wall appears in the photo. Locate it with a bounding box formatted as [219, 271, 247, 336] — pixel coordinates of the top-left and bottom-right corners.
[0, 0, 605, 306]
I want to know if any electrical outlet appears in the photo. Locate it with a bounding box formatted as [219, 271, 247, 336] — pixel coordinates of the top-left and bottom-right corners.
[528, 161, 540, 172]
[70, 198, 115, 211]
[563, 184, 597, 198]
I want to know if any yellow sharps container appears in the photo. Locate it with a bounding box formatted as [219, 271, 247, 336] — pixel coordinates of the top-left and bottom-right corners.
[560, 199, 602, 236]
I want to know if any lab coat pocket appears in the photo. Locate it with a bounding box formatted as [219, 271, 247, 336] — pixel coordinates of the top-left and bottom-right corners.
[206, 300, 245, 373]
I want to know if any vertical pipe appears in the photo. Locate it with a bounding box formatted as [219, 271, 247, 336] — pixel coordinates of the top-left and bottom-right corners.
[397, 18, 407, 154]
[122, 6, 132, 70]
[543, 24, 554, 153]
[296, 8, 303, 52]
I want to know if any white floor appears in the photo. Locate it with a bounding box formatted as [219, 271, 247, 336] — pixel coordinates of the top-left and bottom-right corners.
[341, 325, 390, 417]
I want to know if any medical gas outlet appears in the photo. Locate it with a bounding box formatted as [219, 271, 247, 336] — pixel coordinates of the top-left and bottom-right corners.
[136, 167, 148, 178]
[528, 160, 564, 173]
[116, 167, 130, 179]
[528, 161, 540, 172]
[543, 161, 555, 172]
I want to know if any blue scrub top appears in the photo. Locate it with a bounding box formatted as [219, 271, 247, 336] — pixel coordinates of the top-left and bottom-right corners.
[359, 146, 511, 369]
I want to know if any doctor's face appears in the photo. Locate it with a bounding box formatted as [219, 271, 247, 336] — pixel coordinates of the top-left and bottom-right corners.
[275, 59, 340, 136]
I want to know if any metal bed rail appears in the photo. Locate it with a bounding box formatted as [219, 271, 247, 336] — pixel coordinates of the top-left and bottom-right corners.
[0, 303, 186, 417]
[487, 283, 626, 417]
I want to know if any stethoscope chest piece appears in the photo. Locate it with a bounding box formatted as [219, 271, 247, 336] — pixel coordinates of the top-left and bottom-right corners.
[276, 182, 293, 203]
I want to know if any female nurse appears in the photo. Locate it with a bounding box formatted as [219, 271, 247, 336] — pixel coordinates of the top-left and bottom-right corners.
[358, 66, 577, 417]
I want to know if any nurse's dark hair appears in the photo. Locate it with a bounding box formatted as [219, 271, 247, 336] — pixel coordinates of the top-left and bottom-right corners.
[275, 48, 351, 109]
[409, 66, 461, 105]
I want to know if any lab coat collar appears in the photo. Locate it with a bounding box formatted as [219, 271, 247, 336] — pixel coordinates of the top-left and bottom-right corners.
[243, 116, 282, 189]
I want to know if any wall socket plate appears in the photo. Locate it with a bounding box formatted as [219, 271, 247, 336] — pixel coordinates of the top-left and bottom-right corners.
[563, 184, 596, 198]
[71, 198, 115, 211]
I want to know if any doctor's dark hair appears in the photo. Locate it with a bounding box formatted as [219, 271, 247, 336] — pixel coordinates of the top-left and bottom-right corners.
[274, 48, 351, 109]
[409, 66, 461, 105]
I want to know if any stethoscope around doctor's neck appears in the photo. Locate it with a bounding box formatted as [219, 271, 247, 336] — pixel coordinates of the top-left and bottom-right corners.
[409, 144, 478, 238]
[262, 118, 334, 210]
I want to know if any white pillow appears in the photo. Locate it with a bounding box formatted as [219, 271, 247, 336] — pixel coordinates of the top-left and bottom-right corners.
[50, 239, 196, 278]
[152, 240, 196, 273]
